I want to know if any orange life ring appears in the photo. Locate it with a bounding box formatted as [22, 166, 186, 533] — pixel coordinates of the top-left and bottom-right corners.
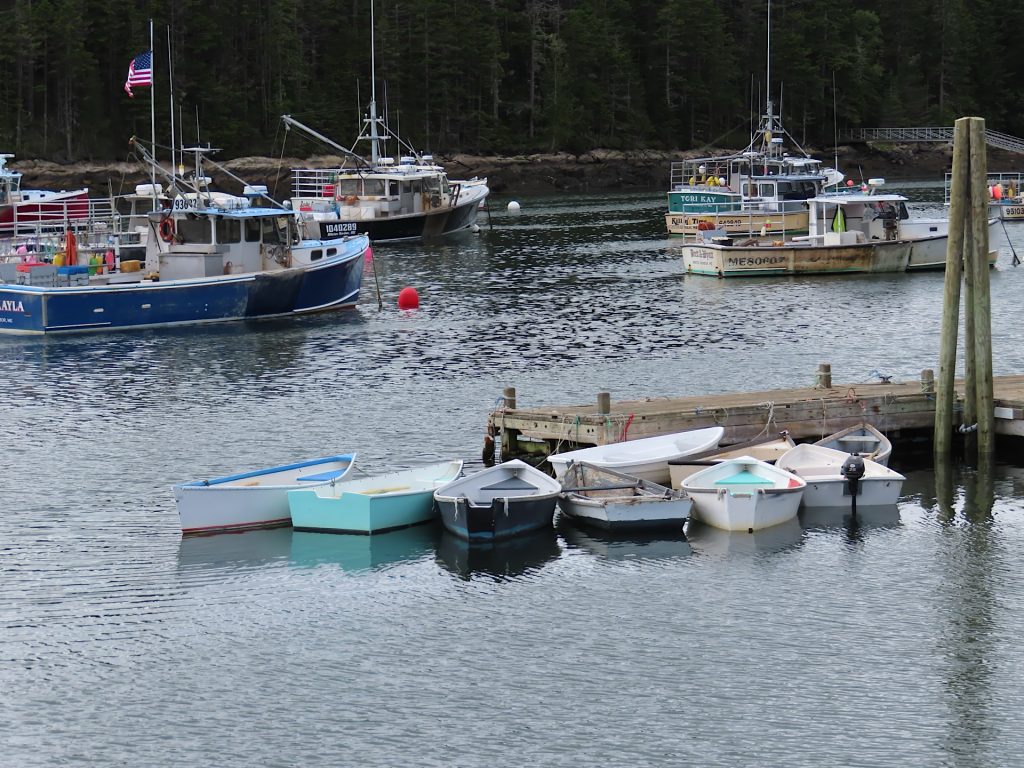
[159, 217, 175, 243]
[696, 220, 716, 231]
[345, 195, 358, 206]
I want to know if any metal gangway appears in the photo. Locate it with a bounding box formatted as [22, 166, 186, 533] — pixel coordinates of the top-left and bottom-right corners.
[842, 127, 1024, 155]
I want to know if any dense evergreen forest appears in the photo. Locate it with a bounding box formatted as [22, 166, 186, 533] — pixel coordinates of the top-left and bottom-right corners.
[3, 0, 1024, 163]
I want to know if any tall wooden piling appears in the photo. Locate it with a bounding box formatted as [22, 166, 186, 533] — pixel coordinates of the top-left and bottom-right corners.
[936, 116, 995, 457]
[935, 118, 969, 454]
[969, 118, 995, 455]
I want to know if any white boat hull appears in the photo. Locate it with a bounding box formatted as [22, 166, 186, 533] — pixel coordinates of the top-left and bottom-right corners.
[559, 494, 691, 529]
[799, 476, 903, 509]
[688, 488, 802, 532]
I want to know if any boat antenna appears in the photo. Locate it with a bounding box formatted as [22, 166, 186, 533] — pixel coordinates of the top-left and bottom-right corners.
[167, 25, 176, 185]
[832, 70, 839, 173]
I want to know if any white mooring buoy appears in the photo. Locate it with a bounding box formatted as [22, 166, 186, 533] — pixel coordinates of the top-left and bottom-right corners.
[507, 200, 521, 214]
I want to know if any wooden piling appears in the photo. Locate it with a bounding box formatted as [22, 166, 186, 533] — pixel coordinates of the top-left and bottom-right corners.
[935, 118, 970, 454]
[597, 392, 611, 415]
[499, 386, 519, 461]
[815, 363, 832, 389]
[920, 369, 935, 393]
[969, 117, 996, 454]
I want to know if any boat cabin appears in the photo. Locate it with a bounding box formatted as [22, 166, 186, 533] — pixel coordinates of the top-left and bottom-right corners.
[806, 192, 924, 244]
[147, 196, 310, 280]
[290, 158, 455, 224]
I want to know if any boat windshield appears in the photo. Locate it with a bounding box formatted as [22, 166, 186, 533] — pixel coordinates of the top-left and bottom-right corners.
[177, 214, 212, 243]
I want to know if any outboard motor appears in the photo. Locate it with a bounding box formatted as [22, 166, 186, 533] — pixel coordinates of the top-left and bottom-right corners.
[841, 454, 866, 518]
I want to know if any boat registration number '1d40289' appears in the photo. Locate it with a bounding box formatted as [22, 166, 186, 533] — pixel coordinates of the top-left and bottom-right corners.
[320, 221, 358, 238]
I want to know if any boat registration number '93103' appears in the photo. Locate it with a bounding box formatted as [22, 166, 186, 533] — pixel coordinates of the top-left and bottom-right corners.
[1003, 206, 1024, 217]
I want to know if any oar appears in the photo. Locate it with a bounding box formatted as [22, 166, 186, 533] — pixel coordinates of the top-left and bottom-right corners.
[562, 482, 640, 493]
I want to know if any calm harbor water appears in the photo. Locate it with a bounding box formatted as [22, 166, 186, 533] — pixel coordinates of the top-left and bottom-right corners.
[3, 183, 1024, 766]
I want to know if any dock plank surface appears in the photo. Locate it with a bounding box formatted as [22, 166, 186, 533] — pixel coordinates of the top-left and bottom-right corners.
[488, 374, 1024, 459]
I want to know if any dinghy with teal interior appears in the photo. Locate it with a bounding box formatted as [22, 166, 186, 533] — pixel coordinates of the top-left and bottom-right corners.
[681, 456, 804, 532]
[287, 459, 464, 534]
[433, 459, 561, 542]
[173, 453, 356, 535]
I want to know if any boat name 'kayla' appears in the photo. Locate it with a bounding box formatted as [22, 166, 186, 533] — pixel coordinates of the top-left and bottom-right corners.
[1, 299, 26, 313]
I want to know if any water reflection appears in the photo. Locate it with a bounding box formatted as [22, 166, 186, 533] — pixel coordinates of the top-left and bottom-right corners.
[176, 527, 292, 573]
[558, 521, 692, 562]
[799, 504, 901, 532]
[289, 524, 436, 572]
[685, 517, 804, 557]
[435, 527, 561, 581]
[936, 453, 998, 765]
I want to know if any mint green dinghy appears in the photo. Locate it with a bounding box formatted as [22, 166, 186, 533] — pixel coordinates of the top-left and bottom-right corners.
[287, 460, 464, 534]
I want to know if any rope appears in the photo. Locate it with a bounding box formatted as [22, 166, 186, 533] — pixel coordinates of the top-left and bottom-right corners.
[754, 401, 775, 437]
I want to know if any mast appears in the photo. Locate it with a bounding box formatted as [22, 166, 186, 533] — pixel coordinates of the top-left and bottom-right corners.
[368, 0, 380, 165]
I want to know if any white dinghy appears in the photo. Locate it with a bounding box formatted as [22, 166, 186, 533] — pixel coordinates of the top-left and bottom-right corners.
[814, 423, 892, 466]
[681, 456, 804, 532]
[667, 431, 796, 489]
[173, 453, 356, 535]
[558, 462, 692, 531]
[547, 426, 724, 486]
[776, 443, 905, 510]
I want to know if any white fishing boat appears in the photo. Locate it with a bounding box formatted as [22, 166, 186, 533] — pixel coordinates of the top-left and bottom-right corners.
[546, 426, 724, 486]
[681, 187, 998, 277]
[681, 456, 805, 532]
[173, 453, 356, 535]
[813, 423, 892, 466]
[667, 431, 795, 489]
[558, 462, 692, 530]
[776, 443, 905, 509]
[288, 460, 464, 534]
[434, 459, 561, 541]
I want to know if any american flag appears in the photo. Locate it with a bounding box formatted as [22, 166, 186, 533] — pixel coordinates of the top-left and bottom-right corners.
[124, 51, 153, 98]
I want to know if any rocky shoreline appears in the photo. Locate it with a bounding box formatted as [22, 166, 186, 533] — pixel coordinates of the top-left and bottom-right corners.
[9, 142, 1014, 196]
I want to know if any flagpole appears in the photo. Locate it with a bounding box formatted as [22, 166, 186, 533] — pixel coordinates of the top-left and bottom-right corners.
[149, 18, 156, 198]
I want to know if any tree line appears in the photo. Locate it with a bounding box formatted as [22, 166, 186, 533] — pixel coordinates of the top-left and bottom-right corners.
[2, 0, 1022, 162]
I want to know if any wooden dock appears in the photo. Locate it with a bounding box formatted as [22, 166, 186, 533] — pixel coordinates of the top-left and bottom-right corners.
[488, 369, 1024, 461]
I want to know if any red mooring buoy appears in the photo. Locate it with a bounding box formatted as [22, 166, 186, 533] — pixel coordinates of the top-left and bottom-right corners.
[397, 286, 420, 310]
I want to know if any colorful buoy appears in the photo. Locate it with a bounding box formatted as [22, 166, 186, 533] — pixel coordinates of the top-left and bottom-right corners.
[397, 286, 420, 310]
